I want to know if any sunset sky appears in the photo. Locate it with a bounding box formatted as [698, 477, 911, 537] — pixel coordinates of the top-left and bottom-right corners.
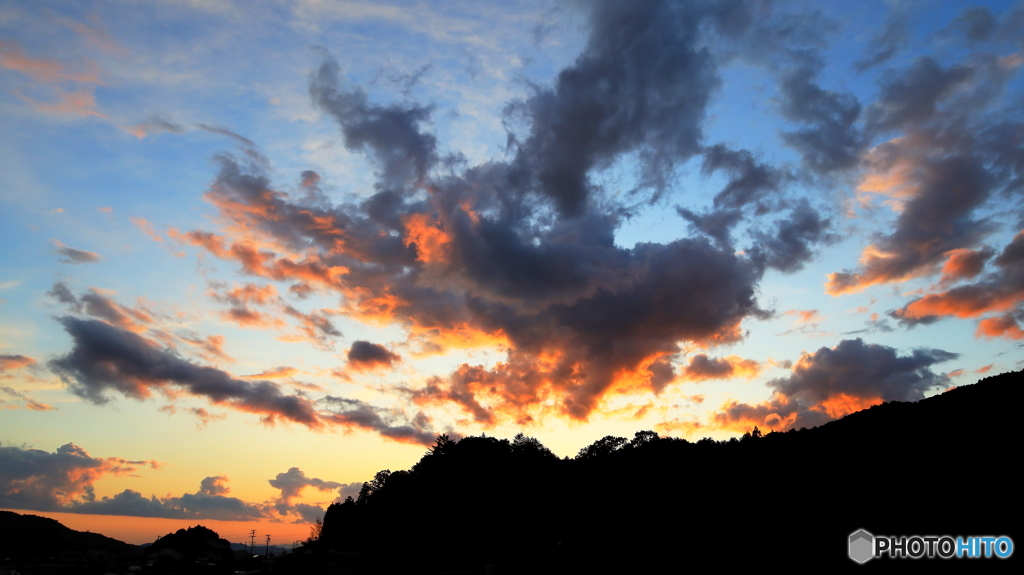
[2, 0, 1022, 545]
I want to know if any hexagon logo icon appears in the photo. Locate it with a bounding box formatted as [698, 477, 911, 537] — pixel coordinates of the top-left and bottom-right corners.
[849, 529, 874, 564]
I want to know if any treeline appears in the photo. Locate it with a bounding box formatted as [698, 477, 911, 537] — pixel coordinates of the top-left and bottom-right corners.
[284, 370, 1021, 573]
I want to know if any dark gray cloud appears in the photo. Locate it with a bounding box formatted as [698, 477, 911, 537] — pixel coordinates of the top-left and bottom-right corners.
[701, 144, 789, 211]
[777, 64, 864, 174]
[311, 54, 437, 189]
[941, 6, 998, 44]
[73, 483, 266, 521]
[347, 341, 400, 369]
[54, 241, 102, 264]
[47, 281, 82, 311]
[865, 57, 974, 134]
[268, 467, 341, 519]
[749, 201, 835, 274]
[48, 317, 320, 426]
[770, 338, 956, 403]
[676, 207, 744, 246]
[683, 355, 734, 379]
[505, 0, 720, 217]
[320, 396, 437, 445]
[715, 338, 956, 431]
[195, 123, 256, 147]
[646, 357, 676, 394]
[855, 14, 910, 72]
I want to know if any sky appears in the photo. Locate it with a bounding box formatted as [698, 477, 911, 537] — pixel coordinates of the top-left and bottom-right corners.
[2, 0, 1023, 545]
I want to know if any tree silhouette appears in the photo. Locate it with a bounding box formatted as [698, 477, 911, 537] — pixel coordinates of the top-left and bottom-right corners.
[576, 435, 627, 459]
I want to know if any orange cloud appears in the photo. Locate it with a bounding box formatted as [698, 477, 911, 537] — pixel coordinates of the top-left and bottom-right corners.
[174, 230, 350, 290]
[975, 315, 1024, 340]
[891, 230, 1024, 338]
[19, 88, 106, 119]
[78, 289, 153, 333]
[0, 354, 36, 372]
[242, 366, 300, 379]
[899, 288, 1019, 320]
[654, 418, 704, 437]
[940, 248, 992, 284]
[816, 392, 882, 419]
[825, 243, 935, 295]
[0, 40, 102, 84]
[828, 134, 1002, 296]
[403, 213, 452, 264]
[221, 307, 284, 329]
[713, 396, 801, 433]
[408, 322, 509, 355]
[131, 217, 164, 243]
[784, 309, 823, 324]
[713, 339, 954, 433]
[179, 333, 234, 363]
[975, 364, 994, 374]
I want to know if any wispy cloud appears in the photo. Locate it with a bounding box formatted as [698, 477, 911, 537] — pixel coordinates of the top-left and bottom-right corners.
[52, 240, 102, 264]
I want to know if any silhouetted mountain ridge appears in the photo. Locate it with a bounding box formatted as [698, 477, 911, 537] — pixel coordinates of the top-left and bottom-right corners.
[296, 369, 1021, 573]
[0, 509, 140, 559]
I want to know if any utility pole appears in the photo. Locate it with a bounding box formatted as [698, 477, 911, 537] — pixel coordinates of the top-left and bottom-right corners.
[248, 529, 257, 556]
[265, 534, 271, 557]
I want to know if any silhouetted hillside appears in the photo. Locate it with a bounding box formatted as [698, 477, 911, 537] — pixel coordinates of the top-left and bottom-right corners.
[0, 510, 140, 560]
[287, 369, 1022, 574]
[147, 524, 234, 563]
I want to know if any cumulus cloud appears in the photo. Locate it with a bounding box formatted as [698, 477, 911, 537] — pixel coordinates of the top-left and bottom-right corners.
[714, 338, 956, 432]
[347, 341, 400, 370]
[268, 467, 341, 522]
[0, 443, 158, 511]
[776, 63, 864, 174]
[73, 478, 265, 521]
[160, 0, 894, 429]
